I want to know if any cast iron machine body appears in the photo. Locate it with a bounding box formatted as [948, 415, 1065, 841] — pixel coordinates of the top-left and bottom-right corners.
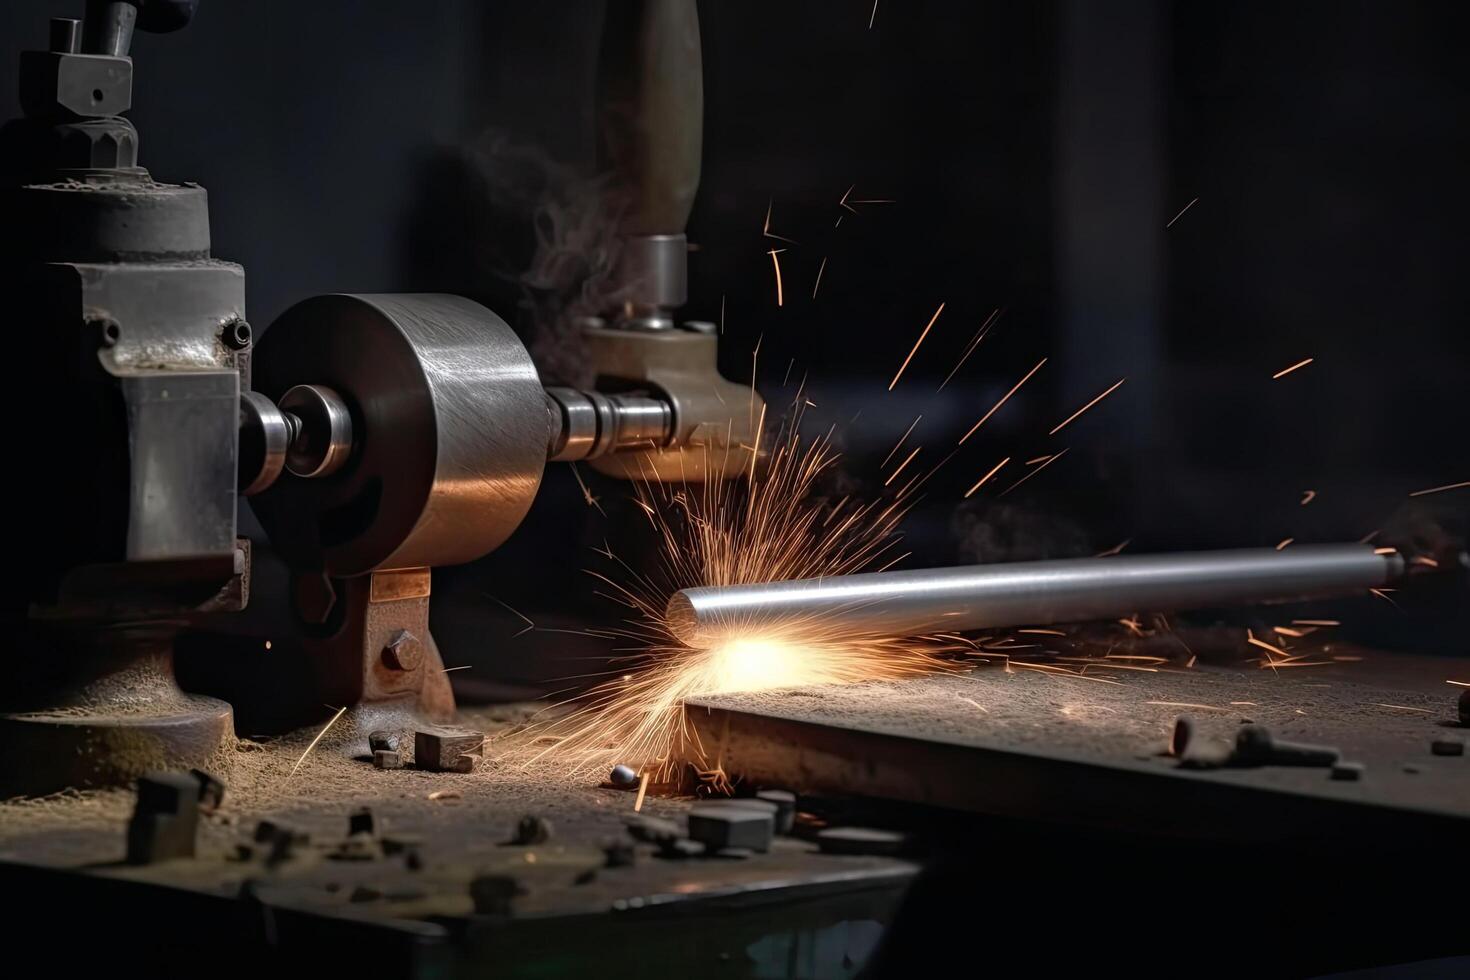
[0, 0, 761, 794]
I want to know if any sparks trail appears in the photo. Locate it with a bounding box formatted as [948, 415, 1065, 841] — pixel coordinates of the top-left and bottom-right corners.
[812, 256, 828, 298]
[1409, 480, 1470, 497]
[881, 414, 923, 467]
[1001, 448, 1067, 497]
[939, 308, 1004, 391]
[884, 446, 922, 486]
[512, 398, 965, 778]
[888, 302, 945, 391]
[762, 199, 798, 245]
[1049, 377, 1126, 435]
[767, 249, 786, 306]
[964, 456, 1009, 498]
[1166, 197, 1199, 228]
[958, 357, 1047, 445]
[1272, 357, 1314, 380]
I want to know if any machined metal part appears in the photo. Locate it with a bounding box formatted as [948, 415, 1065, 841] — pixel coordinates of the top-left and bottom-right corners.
[279, 383, 352, 478]
[82, 1, 139, 57]
[666, 545, 1405, 645]
[238, 390, 288, 495]
[597, 1, 702, 329]
[251, 293, 550, 577]
[610, 233, 688, 330]
[582, 326, 764, 481]
[545, 385, 672, 461]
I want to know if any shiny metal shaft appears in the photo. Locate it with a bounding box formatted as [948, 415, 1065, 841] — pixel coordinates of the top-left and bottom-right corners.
[665, 544, 1403, 645]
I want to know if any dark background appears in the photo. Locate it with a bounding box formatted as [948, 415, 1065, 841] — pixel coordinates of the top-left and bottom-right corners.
[4, 1, 1465, 698]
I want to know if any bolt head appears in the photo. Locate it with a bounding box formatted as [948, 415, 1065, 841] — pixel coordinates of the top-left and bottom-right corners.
[381, 630, 423, 671]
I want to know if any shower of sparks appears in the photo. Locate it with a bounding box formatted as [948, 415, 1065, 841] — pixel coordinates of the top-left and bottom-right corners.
[958, 357, 1047, 444]
[888, 302, 945, 390]
[939, 308, 1003, 391]
[964, 456, 1009, 498]
[515, 399, 963, 779]
[1272, 357, 1314, 380]
[881, 414, 923, 467]
[1409, 480, 1470, 497]
[1165, 197, 1199, 228]
[1001, 448, 1067, 497]
[1300, 490, 1317, 505]
[1049, 377, 1126, 435]
[288, 706, 346, 778]
[767, 249, 786, 306]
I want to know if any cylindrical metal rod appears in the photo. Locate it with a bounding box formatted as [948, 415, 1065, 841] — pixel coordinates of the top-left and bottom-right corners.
[666, 545, 1403, 646]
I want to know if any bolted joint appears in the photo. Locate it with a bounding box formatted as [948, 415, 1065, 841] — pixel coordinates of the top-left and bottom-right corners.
[381, 630, 423, 671]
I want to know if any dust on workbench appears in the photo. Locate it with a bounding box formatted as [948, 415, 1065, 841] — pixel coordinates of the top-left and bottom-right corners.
[0, 703, 911, 922]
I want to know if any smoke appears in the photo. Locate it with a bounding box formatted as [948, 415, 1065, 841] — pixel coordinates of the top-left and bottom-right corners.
[950, 499, 1093, 564]
[459, 130, 637, 387]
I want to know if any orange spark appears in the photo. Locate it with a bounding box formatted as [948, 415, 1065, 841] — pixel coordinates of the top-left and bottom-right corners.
[1143, 701, 1231, 713]
[1409, 480, 1470, 497]
[888, 302, 945, 391]
[939, 308, 1003, 391]
[958, 357, 1047, 444]
[1292, 619, 1339, 627]
[1300, 490, 1316, 505]
[1095, 539, 1131, 558]
[1001, 448, 1068, 497]
[762, 199, 798, 244]
[1373, 547, 1398, 555]
[1049, 377, 1126, 435]
[1446, 680, 1469, 688]
[812, 256, 827, 298]
[1272, 357, 1314, 380]
[767, 249, 786, 306]
[884, 446, 921, 486]
[1276, 537, 1294, 550]
[964, 457, 1010, 498]
[868, 0, 878, 29]
[881, 414, 923, 467]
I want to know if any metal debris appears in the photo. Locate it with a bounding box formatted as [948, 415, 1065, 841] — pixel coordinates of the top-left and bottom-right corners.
[1331, 762, 1365, 781]
[414, 726, 484, 773]
[603, 840, 636, 868]
[513, 814, 553, 845]
[756, 789, 797, 834]
[1169, 717, 1194, 758]
[191, 768, 226, 813]
[816, 827, 909, 856]
[1431, 738, 1465, 757]
[368, 730, 400, 753]
[1233, 725, 1339, 768]
[687, 802, 774, 853]
[126, 771, 201, 865]
[658, 838, 705, 859]
[469, 874, 523, 915]
[348, 807, 376, 837]
[625, 814, 681, 845]
[609, 764, 638, 787]
[373, 749, 403, 769]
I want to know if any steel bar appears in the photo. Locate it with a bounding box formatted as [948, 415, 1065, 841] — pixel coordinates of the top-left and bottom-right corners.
[666, 544, 1402, 645]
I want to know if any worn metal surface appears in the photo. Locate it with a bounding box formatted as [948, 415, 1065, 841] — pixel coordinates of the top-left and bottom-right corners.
[669, 545, 1404, 644]
[252, 293, 550, 577]
[687, 655, 1470, 846]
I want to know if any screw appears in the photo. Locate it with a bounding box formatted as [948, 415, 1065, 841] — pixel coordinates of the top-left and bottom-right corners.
[381, 630, 423, 671]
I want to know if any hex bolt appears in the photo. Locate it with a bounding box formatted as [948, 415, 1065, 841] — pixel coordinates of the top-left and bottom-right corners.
[381, 630, 423, 671]
[1233, 725, 1339, 767]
